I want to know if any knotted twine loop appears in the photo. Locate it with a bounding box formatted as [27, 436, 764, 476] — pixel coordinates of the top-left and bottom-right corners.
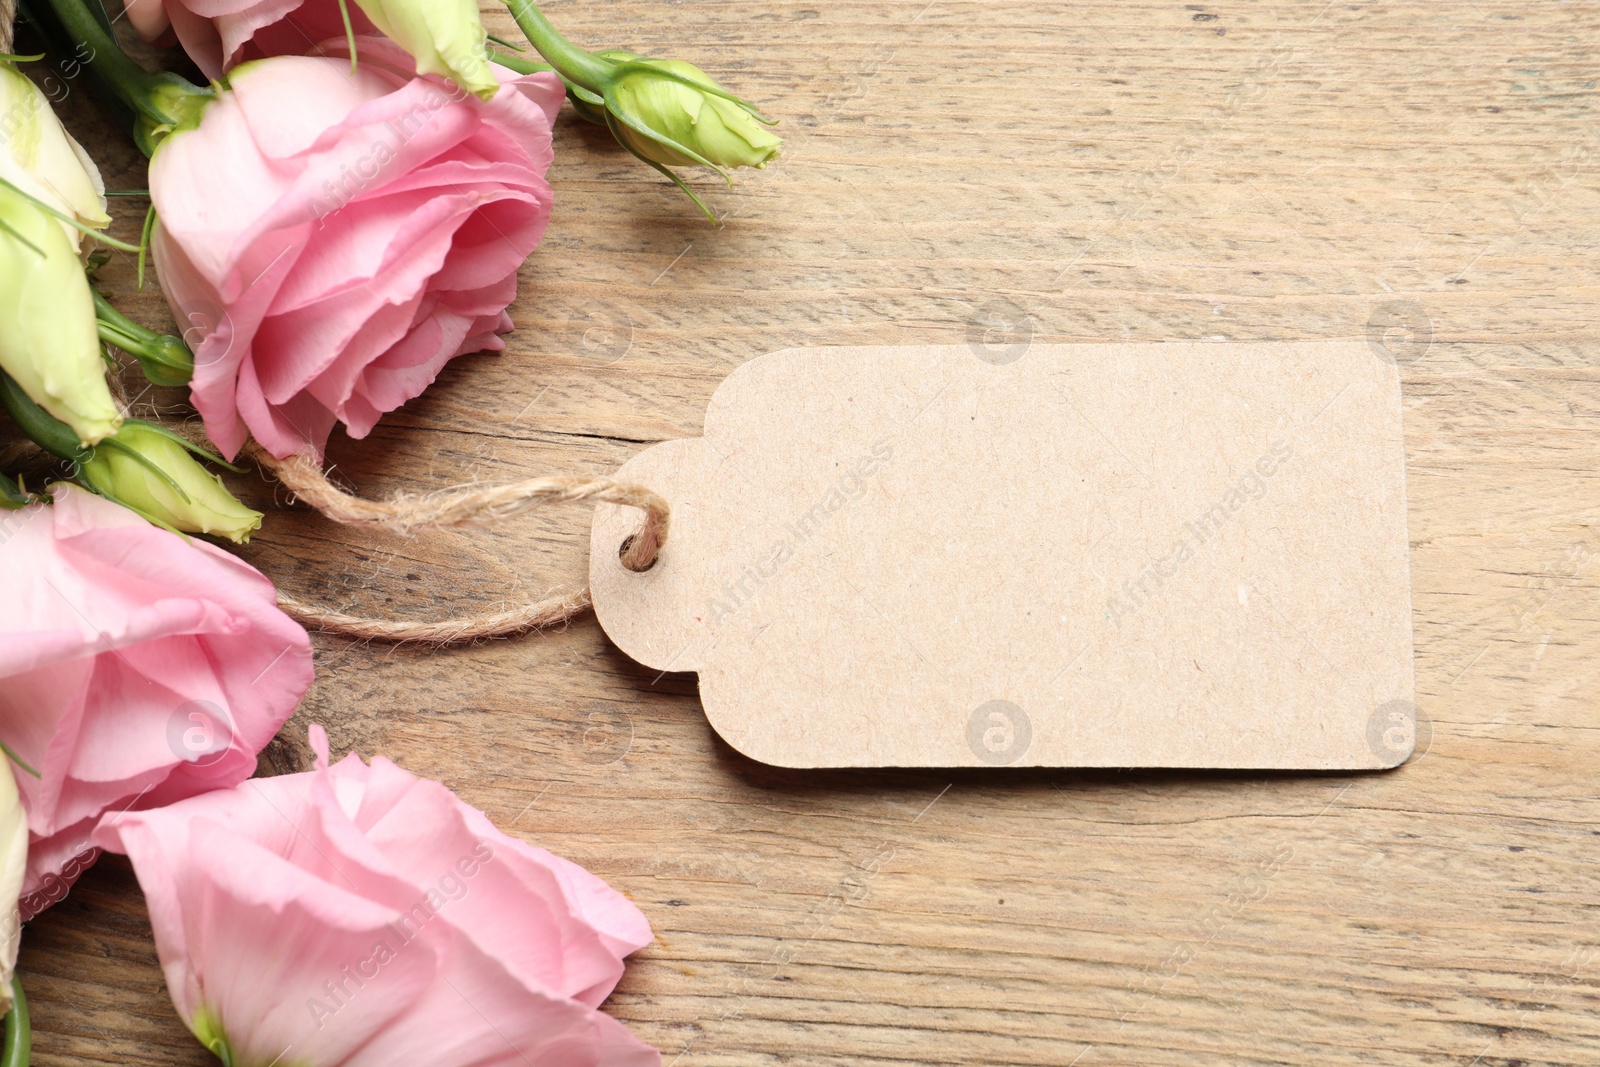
[0, 0, 14, 55]
[247, 444, 668, 644]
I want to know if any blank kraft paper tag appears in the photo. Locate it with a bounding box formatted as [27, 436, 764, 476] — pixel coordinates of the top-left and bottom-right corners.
[590, 341, 1415, 769]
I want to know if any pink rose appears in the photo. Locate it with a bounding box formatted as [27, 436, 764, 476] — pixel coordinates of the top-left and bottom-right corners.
[93, 726, 660, 1067]
[152, 39, 561, 460]
[0, 486, 311, 918]
[122, 0, 377, 82]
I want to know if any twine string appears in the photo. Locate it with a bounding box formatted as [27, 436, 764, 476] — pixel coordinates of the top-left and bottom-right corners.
[248, 445, 668, 643]
[0, 0, 14, 55]
[273, 587, 596, 643]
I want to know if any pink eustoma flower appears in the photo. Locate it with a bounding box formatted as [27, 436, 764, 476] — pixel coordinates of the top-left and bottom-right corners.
[94, 726, 660, 1067]
[0, 486, 311, 918]
[151, 38, 561, 461]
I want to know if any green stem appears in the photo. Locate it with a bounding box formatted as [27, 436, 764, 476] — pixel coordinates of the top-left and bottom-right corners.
[95, 319, 146, 352]
[485, 48, 553, 77]
[93, 291, 195, 386]
[42, 0, 164, 122]
[42, 0, 214, 152]
[0, 370, 88, 463]
[91, 288, 150, 344]
[1, 976, 29, 1067]
[502, 0, 613, 92]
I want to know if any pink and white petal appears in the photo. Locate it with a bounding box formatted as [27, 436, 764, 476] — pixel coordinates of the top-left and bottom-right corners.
[235, 358, 340, 460]
[423, 197, 548, 293]
[0, 657, 87, 816]
[264, 189, 464, 314]
[337, 317, 463, 440]
[458, 808, 653, 971]
[164, 1, 227, 80]
[150, 96, 294, 287]
[156, 219, 310, 460]
[121, 0, 172, 42]
[341, 928, 660, 1067]
[351, 761, 648, 1006]
[183, 821, 435, 1066]
[208, 0, 338, 72]
[301, 297, 426, 421]
[152, 230, 252, 458]
[18, 822, 100, 919]
[250, 191, 475, 400]
[253, 77, 482, 237]
[228, 54, 396, 160]
[476, 71, 566, 152]
[243, 11, 377, 67]
[256, 283, 421, 409]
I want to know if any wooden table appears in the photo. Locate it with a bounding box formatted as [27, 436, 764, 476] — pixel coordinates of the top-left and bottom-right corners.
[21, 1, 1600, 1064]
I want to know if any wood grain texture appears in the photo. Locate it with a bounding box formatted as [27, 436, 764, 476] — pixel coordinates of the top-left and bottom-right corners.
[16, 1, 1600, 1064]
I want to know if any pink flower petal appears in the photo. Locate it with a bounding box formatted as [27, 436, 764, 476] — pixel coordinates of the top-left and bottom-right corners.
[149, 43, 562, 458]
[10, 487, 311, 908]
[96, 732, 660, 1064]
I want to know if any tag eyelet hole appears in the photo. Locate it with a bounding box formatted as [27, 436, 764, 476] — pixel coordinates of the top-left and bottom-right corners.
[618, 534, 658, 573]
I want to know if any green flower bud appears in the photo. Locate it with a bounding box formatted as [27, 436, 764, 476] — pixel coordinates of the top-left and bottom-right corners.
[0, 61, 111, 252]
[604, 54, 782, 171]
[93, 290, 194, 387]
[129, 333, 196, 388]
[0, 184, 121, 446]
[354, 0, 500, 100]
[77, 422, 262, 543]
[500, 6, 780, 220]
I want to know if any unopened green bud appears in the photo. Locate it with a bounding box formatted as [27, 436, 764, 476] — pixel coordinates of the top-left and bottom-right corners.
[603, 54, 781, 171]
[133, 334, 196, 388]
[355, 0, 500, 100]
[93, 290, 194, 387]
[0, 185, 121, 446]
[78, 422, 261, 542]
[501, 4, 781, 218]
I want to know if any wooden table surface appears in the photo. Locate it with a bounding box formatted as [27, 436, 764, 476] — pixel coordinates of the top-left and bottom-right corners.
[19, 1, 1600, 1064]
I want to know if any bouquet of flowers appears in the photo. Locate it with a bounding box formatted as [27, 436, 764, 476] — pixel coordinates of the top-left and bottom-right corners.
[0, 0, 779, 1058]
